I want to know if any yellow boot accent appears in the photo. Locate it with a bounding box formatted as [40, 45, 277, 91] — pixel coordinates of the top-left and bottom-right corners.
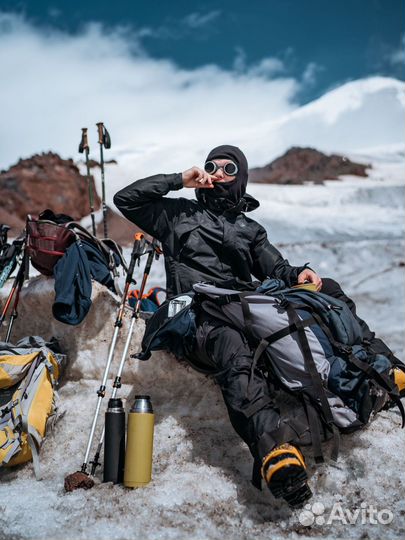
[394, 368, 405, 394]
[261, 443, 306, 481]
[263, 457, 303, 484]
[261, 443, 311, 507]
[262, 443, 306, 471]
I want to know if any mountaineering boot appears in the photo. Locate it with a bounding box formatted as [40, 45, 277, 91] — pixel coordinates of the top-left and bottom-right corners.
[261, 443, 312, 508]
[382, 367, 405, 412]
[394, 367, 405, 397]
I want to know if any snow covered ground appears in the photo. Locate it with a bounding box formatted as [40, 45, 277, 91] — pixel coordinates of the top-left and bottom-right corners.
[0, 151, 404, 540]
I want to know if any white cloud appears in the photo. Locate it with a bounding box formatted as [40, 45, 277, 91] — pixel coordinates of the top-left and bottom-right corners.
[302, 61, 323, 86]
[232, 46, 247, 72]
[389, 34, 405, 65]
[247, 57, 285, 78]
[130, 10, 222, 41]
[232, 48, 285, 78]
[0, 11, 299, 192]
[183, 11, 221, 29]
[0, 12, 402, 204]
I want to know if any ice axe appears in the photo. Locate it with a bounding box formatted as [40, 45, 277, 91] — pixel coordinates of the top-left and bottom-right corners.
[64, 232, 146, 492]
[96, 122, 111, 239]
[78, 127, 97, 236]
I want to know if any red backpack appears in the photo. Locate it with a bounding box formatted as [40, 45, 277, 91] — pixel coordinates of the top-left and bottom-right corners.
[26, 218, 76, 276]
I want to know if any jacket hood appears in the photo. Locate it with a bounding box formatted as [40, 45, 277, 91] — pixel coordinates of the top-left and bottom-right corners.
[196, 144, 250, 212]
[240, 193, 260, 212]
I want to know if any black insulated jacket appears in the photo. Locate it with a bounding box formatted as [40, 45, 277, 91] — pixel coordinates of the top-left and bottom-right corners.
[114, 173, 308, 298]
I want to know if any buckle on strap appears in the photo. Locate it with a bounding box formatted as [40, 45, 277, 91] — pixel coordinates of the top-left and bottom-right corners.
[277, 296, 290, 310]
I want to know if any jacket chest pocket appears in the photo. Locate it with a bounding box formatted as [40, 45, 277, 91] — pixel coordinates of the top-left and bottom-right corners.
[174, 223, 201, 258]
[223, 221, 253, 266]
[177, 222, 226, 261]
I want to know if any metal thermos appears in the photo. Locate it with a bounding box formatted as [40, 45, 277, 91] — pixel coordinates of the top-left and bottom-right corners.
[124, 395, 154, 488]
[103, 398, 125, 484]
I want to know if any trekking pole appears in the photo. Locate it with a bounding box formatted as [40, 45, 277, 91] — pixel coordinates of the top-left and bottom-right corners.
[79, 232, 146, 477]
[0, 225, 10, 249]
[78, 128, 97, 236]
[0, 241, 27, 331]
[0, 236, 25, 289]
[89, 238, 162, 475]
[96, 122, 111, 239]
[0, 275, 18, 329]
[4, 248, 29, 343]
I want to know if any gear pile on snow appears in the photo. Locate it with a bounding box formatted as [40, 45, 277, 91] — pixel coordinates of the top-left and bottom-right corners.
[0, 337, 66, 478]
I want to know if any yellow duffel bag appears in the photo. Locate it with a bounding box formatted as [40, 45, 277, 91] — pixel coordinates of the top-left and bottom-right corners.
[0, 341, 65, 479]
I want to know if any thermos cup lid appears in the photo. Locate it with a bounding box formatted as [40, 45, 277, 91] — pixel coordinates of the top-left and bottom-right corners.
[131, 395, 153, 413]
[107, 398, 123, 409]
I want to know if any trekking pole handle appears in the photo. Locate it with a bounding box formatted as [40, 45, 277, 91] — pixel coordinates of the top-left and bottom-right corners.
[79, 128, 89, 153]
[152, 239, 163, 259]
[96, 122, 111, 149]
[133, 252, 153, 318]
[143, 246, 155, 276]
[96, 122, 104, 145]
[132, 237, 160, 318]
[126, 233, 145, 284]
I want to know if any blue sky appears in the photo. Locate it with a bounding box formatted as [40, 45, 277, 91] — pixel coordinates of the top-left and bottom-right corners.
[2, 0, 404, 103]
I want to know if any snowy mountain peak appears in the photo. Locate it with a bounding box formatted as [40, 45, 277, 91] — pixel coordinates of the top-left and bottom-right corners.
[246, 76, 405, 167]
[295, 76, 405, 124]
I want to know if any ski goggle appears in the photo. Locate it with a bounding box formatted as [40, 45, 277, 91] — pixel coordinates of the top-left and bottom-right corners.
[204, 160, 238, 176]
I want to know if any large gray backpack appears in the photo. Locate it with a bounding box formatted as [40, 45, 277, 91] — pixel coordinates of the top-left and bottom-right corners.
[193, 281, 404, 462]
[137, 281, 404, 466]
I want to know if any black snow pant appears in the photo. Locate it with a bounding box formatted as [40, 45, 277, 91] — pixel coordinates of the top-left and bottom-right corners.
[191, 277, 398, 482]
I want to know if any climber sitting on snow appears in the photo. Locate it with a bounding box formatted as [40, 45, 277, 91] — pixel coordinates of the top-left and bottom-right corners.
[114, 144, 405, 508]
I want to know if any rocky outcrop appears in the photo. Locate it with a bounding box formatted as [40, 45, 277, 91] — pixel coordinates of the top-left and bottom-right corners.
[0, 152, 101, 232]
[249, 147, 370, 184]
[96, 206, 143, 245]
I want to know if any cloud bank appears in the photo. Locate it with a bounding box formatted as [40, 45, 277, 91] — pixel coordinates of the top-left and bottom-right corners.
[0, 11, 403, 203]
[0, 12, 301, 173]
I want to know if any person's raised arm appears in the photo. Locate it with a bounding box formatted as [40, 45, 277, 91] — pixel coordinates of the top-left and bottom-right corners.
[114, 167, 214, 240]
[113, 173, 183, 239]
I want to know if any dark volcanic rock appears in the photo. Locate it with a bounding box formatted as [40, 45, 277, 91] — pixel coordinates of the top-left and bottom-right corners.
[0, 152, 101, 232]
[249, 147, 370, 184]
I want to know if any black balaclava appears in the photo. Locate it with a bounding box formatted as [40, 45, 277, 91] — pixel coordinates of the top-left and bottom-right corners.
[196, 144, 249, 212]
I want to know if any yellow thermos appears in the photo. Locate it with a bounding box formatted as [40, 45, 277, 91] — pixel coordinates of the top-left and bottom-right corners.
[124, 395, 154, 488]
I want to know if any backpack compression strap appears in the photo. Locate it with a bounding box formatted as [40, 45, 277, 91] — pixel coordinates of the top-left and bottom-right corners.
[281, 300, 340, 462]
[228, 291, 339, 462]
[309, 310, 405, 428]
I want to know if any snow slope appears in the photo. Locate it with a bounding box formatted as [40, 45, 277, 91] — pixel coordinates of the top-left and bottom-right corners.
[0, 149, 404, 540]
